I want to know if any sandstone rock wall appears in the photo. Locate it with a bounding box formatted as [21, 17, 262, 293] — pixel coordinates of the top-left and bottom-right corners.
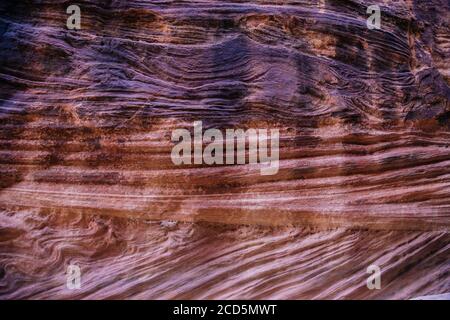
[0, 0, 448, 299]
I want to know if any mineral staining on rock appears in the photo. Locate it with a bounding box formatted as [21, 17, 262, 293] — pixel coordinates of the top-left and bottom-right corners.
[0, 1, 448, 299]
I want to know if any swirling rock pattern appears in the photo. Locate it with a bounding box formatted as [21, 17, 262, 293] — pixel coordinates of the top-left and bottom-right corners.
[0, 0, 449, 299]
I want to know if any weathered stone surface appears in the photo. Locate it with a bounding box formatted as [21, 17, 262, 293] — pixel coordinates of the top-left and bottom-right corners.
[0, 0, 448, 299]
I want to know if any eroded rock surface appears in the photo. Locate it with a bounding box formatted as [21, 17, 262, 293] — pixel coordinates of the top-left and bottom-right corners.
[0, 0, 449, 299]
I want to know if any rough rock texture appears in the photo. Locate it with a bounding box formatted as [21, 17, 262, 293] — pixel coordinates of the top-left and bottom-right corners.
[0, 0, 449, 299]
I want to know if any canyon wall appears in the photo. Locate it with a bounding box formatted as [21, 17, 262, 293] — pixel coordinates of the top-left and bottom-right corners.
[0, 0, 449, 299]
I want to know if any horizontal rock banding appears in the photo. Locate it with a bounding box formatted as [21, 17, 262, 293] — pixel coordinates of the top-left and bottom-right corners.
[0, 0, 449, 299]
